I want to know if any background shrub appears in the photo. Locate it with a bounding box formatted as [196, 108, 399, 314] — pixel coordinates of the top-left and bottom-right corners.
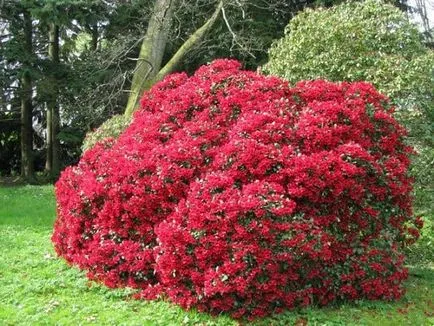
[81, 114, 131, 152]
[53, 60, 420, 319]
[263, 0, 433, 105]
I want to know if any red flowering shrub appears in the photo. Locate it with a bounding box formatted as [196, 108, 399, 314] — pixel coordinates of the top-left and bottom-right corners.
[52, 59, 421, 319]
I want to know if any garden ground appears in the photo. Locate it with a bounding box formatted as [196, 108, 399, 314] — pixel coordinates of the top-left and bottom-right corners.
[0, 185, 433, 325]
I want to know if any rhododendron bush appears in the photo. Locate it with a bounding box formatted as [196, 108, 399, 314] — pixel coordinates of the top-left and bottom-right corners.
[52, 59, 422, 319]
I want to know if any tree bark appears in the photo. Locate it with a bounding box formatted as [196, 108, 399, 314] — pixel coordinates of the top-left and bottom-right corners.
[124, 0, 225, 117]
[20, 9, 36, 183]
[154, 1, 223, 83]
[45, 22, 60, 179]
[90, 24, 98, 51]
[124, 0, 177, 117]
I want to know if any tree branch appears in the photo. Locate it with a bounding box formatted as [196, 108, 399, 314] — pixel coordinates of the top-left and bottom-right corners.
[221, 4, 255, 58]
[154, 0, 224, 82]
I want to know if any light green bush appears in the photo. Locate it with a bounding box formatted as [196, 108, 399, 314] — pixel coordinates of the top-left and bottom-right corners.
[264, 0, 433, 101]
[81, 114, 131, 152]
[263, 0, 434, 138]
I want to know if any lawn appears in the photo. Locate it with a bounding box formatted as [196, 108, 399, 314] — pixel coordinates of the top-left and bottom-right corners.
[0, 185, 433, 325]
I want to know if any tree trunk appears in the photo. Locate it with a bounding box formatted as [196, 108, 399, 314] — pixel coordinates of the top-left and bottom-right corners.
[20, 9, 36, 183]
[90, 24, 98, 51]
[124, 0, 224, 117]
[154, 1, 223, 82]
[124, 0, 177, 117]
[45, 23, 60, 179]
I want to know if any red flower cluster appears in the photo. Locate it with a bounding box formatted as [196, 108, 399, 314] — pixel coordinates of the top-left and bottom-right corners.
[52, 59, 421, 319]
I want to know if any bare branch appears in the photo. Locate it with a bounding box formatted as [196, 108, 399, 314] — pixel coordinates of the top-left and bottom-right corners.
[155, 0, 224, 81]
[221, 4, 256, 58]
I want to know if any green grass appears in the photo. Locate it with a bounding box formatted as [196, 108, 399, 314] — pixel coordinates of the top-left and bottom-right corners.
[0, 185, 433, 325]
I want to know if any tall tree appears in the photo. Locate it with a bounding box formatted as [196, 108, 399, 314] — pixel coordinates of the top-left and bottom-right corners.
[124, 0, 178, 116]
[20, 8, 36, 183]
[1, 0, 111, 179]
[45, 22, 60, 179]
[413, 0, 434, 46]
[124, 0, 228, 116]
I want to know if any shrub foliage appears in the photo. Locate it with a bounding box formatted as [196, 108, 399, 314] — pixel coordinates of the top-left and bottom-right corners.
[263, 0, 433, 105]
[52, 60, 421, 319]
[81, 114, 131, 152]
